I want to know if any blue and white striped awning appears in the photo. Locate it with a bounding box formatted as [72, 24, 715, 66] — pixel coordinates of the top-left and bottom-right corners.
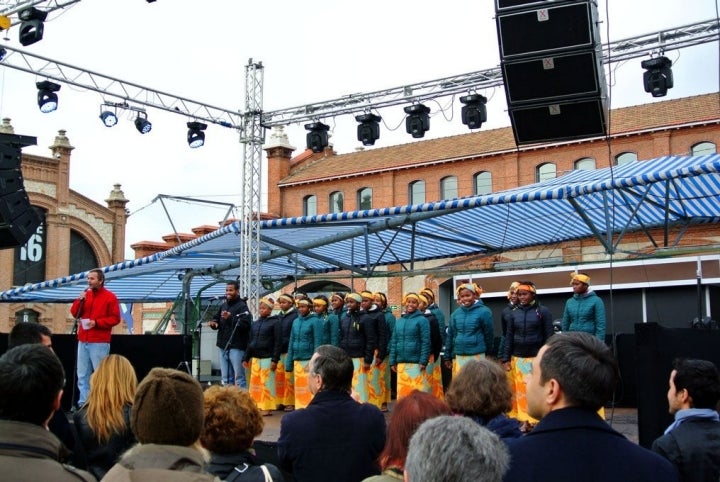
[2, 154, 719, 303]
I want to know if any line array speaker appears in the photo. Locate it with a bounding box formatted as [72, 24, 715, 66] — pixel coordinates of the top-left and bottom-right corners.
[0, 134, 40, 249]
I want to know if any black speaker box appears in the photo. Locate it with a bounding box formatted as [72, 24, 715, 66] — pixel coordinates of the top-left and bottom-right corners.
[497, 1, 598, 59]
[508, 97, 607, 145]
[0, 134, 40, 249]
[496, 0, 573, 13]
[502, 49, 605, 105]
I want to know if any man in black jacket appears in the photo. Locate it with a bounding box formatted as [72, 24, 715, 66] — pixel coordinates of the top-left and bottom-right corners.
[652, 358, 720, 482]
[209, 281, 251, 388]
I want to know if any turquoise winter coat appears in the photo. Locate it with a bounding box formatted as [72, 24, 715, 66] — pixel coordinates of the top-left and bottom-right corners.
[446, 299, 494, 359]
[388, 310, 431, 366]
[561, 290, 606, 341]
[286, 312, 324, 370]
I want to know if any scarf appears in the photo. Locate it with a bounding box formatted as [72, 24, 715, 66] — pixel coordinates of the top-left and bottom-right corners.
[664, 408, 720, 434]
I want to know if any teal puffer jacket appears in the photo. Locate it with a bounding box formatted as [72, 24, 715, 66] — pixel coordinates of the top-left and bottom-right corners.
[388, 310, 430, 366]
[286, 313, 324, 370]
[446, 300, 494, 359]
[561, 290, 606, 341]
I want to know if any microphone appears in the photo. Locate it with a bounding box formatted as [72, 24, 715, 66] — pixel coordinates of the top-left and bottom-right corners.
[210, 295, 222, 301]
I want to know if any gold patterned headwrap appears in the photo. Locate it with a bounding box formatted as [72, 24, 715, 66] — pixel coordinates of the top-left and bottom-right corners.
[507, 281, 521, 300]
[516, 283, 536, 294]
[258, 297, 275, 309]
[455, 282, 483, 297]
[570, 272, 591, 285]
[402, 292, 420, 304]
[345, 293, 362, 303]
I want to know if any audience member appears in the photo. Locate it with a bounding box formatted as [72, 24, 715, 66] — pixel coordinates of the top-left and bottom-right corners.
[277, 344, 386, 482]
[404, 415, 509, 482]
[103, 367, 218, 481]
[8, 322, 76, 454]
[651, 358, 720, 482]
[504, 332, 678, 482]
[73, 354, 137, 479]
[0, 344, 95, 481]
[363, 390, 450, 482]
[202, 385, 284, 481]
[445, 359, 522, 444]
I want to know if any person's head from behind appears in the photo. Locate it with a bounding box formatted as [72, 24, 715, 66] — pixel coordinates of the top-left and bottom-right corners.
[404, 415, 509, 482]
[201, 385, 264, 454]
[309, 344, 353, 395]
[446, 359, 512, 419]
[527, 332, 618, 420]
[379, 390, 450, 471]
[8, 322, 53, 350]
[0, 344, 64, 427]
[131, 367, 204, 447]
[86, 354, 137, 443]
[667, 358, 720, 414]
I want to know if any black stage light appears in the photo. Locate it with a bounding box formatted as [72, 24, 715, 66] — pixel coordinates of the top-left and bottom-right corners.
[641, 56, 673, 98]
[19, 7, 48, 46]
[134, 112, 152, 134]
[305, 122, 330, 153]
[460, 94, 488, 130]
[187, 121, 207, 148]
[0, 48, 7, 62]
[99, 105, 118, 127]
[404, 104, 431, 139]
[36, 80, 60, 113]
[355, 113, 381, 146]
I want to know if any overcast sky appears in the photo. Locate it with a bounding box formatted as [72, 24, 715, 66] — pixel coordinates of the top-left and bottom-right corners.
[0, 0, 718, 259]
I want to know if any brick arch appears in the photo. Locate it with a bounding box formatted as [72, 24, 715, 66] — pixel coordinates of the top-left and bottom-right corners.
[66, 218, 112, 267]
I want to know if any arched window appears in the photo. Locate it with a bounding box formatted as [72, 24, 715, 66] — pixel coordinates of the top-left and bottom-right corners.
[615, 152, 637, 166]
[409, 180, 425, 204]
[69, 229, 100, 276]
[13, 206, 47, 286]
[357, 187, 372, 210]
[691, 141, 716, 156]
[440, 176, 458, 200]
[574, 157, 596, 170]
[473, 171, 492, 195]
[303, 195, 317, 216]
[536, 162, 556, 182]
[329, 191, 344, 213]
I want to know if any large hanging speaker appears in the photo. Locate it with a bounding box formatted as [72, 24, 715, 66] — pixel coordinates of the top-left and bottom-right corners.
[0, 134, 40, 249]
[497, 1, 599, 59]
[508, 98, 607, 145]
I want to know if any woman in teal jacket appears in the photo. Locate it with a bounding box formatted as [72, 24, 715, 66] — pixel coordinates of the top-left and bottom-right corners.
[286, 298, 324, 409]
[389, 293, 431, 400]
[444, 283, 494, 377]
[562, 272, 606, 341]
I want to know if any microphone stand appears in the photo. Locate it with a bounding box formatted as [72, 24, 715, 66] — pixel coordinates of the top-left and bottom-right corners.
[195, 298, 220, 382]
[70, 294, 86, 411]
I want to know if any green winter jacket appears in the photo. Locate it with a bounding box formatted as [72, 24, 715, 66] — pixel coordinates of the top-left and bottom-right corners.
[561, 290, 606, 341]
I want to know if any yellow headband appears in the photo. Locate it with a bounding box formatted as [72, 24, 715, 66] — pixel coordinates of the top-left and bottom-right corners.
[418, 294, 429, 305]
[516, 283, 536, 294]
[331, 293, 345, 302]
[403, 293, 420, 304]
[571, 273, 591, 285]
[313, 298, 328, 306]
[420, 288, 435, 300]
[456, 282, 482, 297]
[360, 290, 374, 300]
[345, 293, 362, 303]
[278, 294, 294, 303]
[507, 281, 521, 300]
[259, 297, 275, 309]
[297, 299, 312, 307]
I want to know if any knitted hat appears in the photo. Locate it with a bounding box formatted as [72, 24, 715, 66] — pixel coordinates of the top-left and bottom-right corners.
[131, 367, 204, 446]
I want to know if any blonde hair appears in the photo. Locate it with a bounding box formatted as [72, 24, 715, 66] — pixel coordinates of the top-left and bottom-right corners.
[85, 354, 137, 443]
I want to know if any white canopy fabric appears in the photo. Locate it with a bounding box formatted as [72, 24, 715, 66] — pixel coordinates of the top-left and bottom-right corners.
[2, 154, 719, 303]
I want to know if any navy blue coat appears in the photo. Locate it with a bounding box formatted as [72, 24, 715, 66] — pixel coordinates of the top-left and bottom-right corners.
[243, 315, 281, 363]
[505, 407, 679, 482]
[277, 390, 386, 482]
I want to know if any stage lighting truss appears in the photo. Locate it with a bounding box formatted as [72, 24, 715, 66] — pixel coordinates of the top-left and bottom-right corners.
[403, 104, 431, 138]
[19, 7, 48, 47]
[460, 94, 488, 130]
[305, 121, 330, 153]
[36, 80, 61, 113]
[187, 121, 207, 148]
[134, 111, 152, 134]
[355, 113, 382, 146]
[641, 56, 674, 98]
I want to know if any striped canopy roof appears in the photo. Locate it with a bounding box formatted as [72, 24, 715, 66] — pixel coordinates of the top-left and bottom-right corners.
[2, 154, 719, 303]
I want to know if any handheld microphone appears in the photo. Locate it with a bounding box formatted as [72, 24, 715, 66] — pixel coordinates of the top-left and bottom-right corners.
[211, 295, 222, 301]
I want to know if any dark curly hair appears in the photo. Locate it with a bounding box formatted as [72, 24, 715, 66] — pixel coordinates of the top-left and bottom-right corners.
[201, 385, 264, 454]
[445, 359, 512, 418]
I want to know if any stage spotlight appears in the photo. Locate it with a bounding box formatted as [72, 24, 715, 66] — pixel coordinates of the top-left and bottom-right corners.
[305, 121, 330, 153]
[187, 121, 207, 148]
[36, 80, 60, 113]
[18, 7, 48, 46]
[99, 106, 118, 127]
[641, 56, 673, 98]
[355, 113, 381, 146]
[134, 112, 152, 134]
[460, 94, 487, 130]
[404, 104, 431, 139]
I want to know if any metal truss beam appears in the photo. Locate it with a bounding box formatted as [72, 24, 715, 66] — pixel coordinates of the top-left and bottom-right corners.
[0, 0, 80, 26]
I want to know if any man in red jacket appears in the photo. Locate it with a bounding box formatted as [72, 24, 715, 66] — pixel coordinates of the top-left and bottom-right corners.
[70, 268, 120, 407]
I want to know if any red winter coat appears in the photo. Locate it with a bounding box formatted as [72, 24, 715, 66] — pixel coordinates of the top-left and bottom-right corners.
[70, 286, 120, 343]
